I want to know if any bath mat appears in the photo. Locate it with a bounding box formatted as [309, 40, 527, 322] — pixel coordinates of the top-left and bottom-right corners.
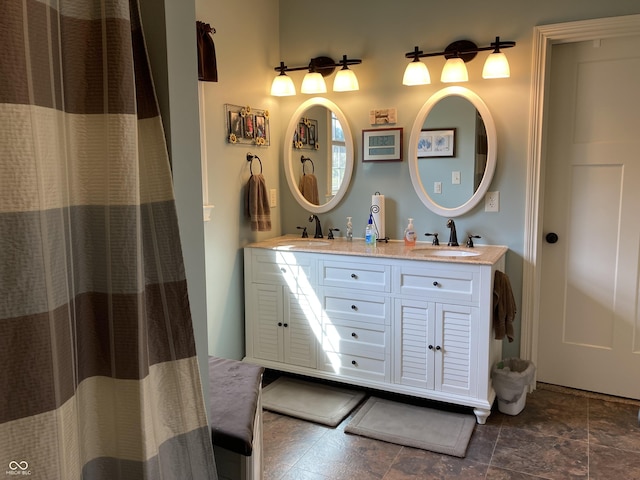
[261, 377, 366, 427]
[345, 397, 475, 457]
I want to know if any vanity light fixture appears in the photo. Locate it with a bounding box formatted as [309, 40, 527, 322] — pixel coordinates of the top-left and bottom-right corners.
[403, 37, 516, 85]
[271, 55, 362, 96]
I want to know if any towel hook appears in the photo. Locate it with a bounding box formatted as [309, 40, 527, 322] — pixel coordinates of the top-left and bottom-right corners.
[247, 152, 262, 175]
[300, 155, 314, 175]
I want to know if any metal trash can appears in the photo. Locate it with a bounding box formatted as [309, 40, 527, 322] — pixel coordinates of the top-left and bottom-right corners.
[491, 358, 536, 415]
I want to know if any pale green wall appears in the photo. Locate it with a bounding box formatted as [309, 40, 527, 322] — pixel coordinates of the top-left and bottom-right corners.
[196, 0, 281, 360]
[277, 0, 640, 358]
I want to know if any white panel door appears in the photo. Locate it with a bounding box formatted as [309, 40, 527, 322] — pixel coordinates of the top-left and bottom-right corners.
[538, 36, 640, 399]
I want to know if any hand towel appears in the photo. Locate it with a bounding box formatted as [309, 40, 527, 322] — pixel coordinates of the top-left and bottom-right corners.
[493, 270, 516, 342]
[245, 173, 271, 231]
[298, 173, 319, 205]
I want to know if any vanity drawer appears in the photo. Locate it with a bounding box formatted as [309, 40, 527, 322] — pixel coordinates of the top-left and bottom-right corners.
[320, 351, 389, 383]
[321, 287, 390, 326]
[395, 264, 479, 303]
[249, 250, 314, 286]
[322, 319, 388, 358]
[319, 259, 391, 292]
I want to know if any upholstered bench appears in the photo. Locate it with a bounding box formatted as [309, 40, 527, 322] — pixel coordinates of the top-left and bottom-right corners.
[208, 356, 264, 480]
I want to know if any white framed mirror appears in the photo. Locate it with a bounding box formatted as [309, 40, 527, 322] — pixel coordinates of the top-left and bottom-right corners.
[284, 97, 354, 214]
[408, 86, 497, 217]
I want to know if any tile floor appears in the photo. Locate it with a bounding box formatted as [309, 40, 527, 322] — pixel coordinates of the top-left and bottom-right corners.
[261, 378, 640, 480]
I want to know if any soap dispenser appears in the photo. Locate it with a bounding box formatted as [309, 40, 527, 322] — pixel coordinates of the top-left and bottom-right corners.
[346, 217, 353, 241]
[404, 218, 416, 246]
[365, 214, 376, 245]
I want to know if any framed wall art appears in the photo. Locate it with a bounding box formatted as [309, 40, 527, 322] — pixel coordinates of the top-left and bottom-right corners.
[362, 127, 403, 162]
[225, 104, 270, 146]
[417, 128, 456, 158]
[293, 117, 318, 150]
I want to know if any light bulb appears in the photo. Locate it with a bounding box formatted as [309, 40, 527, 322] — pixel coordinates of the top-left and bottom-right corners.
[270, 73, 296, 96]
[402, 60, 431, 86]
[482, 51, 511, 79]
[301, 72, 327, 94]
[441, 57, 468, 83]
[333, 68, 359, 92]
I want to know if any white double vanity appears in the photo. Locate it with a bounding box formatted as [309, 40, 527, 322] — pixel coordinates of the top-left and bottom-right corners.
[243, 237, 507, 424]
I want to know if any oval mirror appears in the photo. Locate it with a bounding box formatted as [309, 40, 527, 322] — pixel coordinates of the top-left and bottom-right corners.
[284, 97, 354, 214]
[408, 86, 497, 217]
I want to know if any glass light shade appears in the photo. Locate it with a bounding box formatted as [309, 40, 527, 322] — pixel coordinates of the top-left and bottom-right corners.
[301, 72, 327, 94]
[402, 60, 431, 86]
[333, 68, 359, 92]
[441, 57, 468, 83]
[270, 73, 296, 96]
[482, 51, 511, 79]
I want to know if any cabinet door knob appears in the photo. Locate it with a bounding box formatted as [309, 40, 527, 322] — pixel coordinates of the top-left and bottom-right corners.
[351, 273, 358, 279]
[433, 281, 439, 287]
[283, 323, 288, 328]
[428, 345, 434, 350]
[435, 345, 441, 351]
[351, 332, 357, 337]
[280, 268, 286, 273]
[351, 304, 357, 311]
[278, 322, 283, 327]
[351, 360, 358, 366]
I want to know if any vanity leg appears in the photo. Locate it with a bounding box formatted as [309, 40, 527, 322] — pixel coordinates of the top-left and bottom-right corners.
[473, 408, 491, 425]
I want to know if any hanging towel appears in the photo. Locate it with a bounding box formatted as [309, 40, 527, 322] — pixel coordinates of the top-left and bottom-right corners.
[196, 21, 218, 82]
[246, 174, 271, 231]
[299, 173, 319, 205]
[493, 270, 516, 342]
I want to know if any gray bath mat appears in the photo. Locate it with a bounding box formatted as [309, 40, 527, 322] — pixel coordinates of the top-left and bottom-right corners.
[261, 377, 366, 427]
[345, 397, 475, 457]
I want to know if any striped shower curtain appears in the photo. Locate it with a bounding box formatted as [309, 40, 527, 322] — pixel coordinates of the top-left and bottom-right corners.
[0, 1, 217, 479]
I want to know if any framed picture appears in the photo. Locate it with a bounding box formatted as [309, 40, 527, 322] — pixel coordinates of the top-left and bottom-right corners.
[362, 127, 403, 162]
[417, 128, 456, 158]
[293, 118, 318, 150]
[225, 104, 270, 146]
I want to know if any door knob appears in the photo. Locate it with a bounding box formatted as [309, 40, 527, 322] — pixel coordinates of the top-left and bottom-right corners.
[545, 232, 559, 244]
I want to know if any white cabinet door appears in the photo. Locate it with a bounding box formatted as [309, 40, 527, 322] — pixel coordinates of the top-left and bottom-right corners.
[249, 283, 284, 363]
[394, 298, 435, 390]
[394, 298, 477, 398]
[283, 287, 318, 369]
[435, 303, 478, 398]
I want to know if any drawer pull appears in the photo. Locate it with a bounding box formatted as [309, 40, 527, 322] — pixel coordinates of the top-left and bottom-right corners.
[281, 268, 286, 273]
[351, 273, 358, 279]
[433, 281, 439, 287]
[351, 304, 358, 311]
[351, 332, 357, 338]
[351, 360, 358, 366]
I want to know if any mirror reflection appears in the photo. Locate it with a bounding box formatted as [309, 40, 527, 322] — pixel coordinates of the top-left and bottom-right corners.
[408, 86, 496, 217]
[292, 106, 347, 206]
[284, 98, 354, 214]
[418, 96, 488, 208]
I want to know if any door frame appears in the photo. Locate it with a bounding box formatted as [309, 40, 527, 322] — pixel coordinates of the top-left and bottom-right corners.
[521, 14, 640, 379]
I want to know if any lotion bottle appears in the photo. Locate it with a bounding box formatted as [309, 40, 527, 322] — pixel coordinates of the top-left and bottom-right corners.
[404, 218, 417, 246]
[346, 217, 353, 241]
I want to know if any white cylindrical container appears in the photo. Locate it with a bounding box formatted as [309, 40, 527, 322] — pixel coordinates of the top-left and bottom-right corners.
[371, 193, 385, 240]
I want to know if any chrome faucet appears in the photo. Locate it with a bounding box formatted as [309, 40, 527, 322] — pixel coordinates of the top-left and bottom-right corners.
[446, 218, 459, 246]
[309, 215, 323, 238]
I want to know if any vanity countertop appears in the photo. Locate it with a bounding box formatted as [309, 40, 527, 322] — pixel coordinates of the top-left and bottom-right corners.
[246, 235, 508, 266]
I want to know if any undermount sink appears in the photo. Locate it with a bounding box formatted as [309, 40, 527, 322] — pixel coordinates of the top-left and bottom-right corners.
[411, 248, 481, 257]
[276, 239, 331, 248]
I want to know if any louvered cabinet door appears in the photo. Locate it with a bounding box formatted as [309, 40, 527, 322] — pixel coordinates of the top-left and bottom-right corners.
[434, 303, 479, 398]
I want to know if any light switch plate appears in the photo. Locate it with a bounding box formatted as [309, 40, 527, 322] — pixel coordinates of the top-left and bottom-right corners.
[269, 189, 277, 207]
[434, 182, 442, 194]
[452, 171, 461, 185]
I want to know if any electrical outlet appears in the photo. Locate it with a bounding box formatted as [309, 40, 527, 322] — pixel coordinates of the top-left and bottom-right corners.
[269, 188, 277, 207]
[485, 191, 499, 212]
[434, 182, 442, 194]
[452, 171, 461, 185]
